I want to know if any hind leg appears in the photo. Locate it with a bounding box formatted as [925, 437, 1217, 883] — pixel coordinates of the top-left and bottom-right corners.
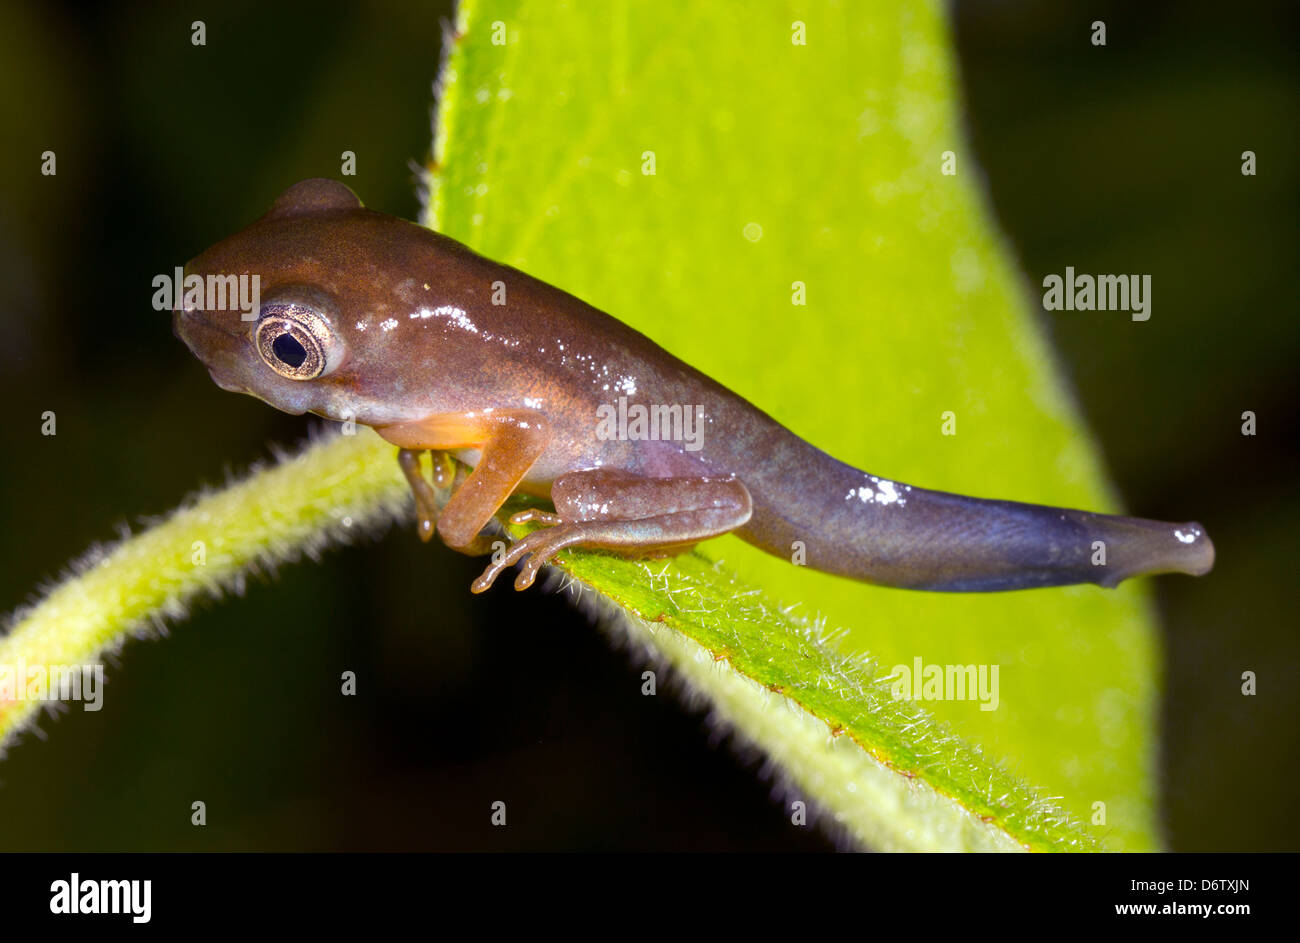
[471, 469, 753, 593]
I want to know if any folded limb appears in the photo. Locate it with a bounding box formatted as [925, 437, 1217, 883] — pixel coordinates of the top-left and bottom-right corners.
[471, 469, 753, 593]
[377, 408, 550, 556]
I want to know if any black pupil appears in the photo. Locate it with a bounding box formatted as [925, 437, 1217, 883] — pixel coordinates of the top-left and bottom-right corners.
[272, 332, 308, 368]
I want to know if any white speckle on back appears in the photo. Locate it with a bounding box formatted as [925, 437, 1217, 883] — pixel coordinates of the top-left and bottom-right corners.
[847, 475, 906, 507]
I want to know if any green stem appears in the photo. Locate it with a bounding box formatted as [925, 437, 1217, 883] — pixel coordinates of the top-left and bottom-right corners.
[0, 429, 407, 750]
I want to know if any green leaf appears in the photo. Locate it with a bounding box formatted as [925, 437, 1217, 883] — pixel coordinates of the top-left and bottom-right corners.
[426, 0, 1158, 850]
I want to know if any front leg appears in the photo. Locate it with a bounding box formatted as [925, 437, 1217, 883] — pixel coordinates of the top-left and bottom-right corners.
[472, 469, 753, 593]
[377, 409, 551, 556]
[397, 448, 456, 541]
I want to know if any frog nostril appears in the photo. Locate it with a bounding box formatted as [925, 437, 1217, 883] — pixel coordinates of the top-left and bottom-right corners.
[272, 333, 308, 368]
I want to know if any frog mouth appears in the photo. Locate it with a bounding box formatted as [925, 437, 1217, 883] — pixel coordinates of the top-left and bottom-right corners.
[172, 308, 250, 394]
[206, 368, 246, 394]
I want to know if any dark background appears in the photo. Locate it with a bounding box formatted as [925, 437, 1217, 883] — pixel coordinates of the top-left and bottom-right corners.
[0, 0, 1294, 851]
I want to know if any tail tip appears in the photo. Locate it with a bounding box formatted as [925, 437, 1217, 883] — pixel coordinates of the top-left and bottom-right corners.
[1172, 521, 1215, 577]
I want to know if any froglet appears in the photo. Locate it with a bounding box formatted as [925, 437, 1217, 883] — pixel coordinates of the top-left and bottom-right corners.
[173, 179, 1215, 594]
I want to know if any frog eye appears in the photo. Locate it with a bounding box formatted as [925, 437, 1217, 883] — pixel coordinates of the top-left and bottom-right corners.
[254, 303, 342, 380]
